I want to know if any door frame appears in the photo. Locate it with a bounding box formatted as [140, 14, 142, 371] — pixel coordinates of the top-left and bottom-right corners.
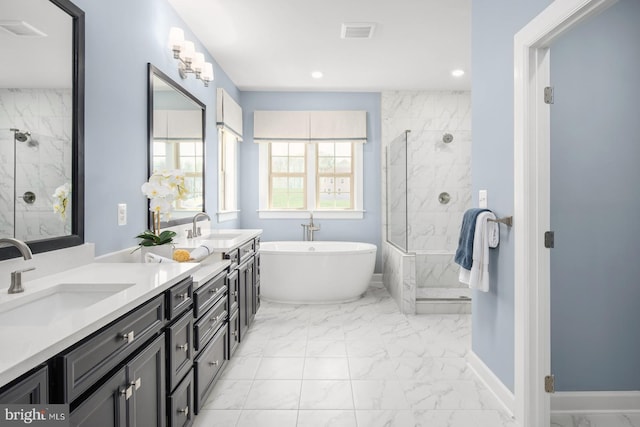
[513, 0, 617, 426]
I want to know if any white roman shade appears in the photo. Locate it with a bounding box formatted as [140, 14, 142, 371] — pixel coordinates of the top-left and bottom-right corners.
[216, 88, 243, 140]
[309, 111, 367, 141]
[253, 110, 367, 143]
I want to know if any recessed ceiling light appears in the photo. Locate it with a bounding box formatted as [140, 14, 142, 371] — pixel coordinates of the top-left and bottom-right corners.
[451, 69, 465, 77]
[311, 71, 323, 79]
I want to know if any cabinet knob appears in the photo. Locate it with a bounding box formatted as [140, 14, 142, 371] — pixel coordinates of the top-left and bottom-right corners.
[120, 384, 134, 400]
[209, 287, 219, 294]
[177, 343, 189, 352]
[177, 406, 189, 416]
[118, 331, 134, 343]
[208, 360, 220, 367]
[233, 291, 238, 297]
[233, 331, 238, 337]
[176, 292, 189, 300]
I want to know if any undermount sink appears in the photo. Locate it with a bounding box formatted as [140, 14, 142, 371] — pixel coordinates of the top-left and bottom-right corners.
[0, 283, 135, 326]
[199, 232, 243, 240]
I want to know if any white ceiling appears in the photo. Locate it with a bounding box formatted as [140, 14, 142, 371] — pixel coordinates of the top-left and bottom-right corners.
[0, 0, 71, 88]
[168, 0, 471, 92]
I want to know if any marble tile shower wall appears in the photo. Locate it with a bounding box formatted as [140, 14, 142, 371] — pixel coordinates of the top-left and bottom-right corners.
[0, 89, 72, 240]
[382, 91, 471, 309]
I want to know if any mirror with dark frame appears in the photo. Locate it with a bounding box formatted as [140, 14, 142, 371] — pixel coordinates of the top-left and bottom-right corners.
[147, 64, 205, 230]
[0, 0, 84, 260]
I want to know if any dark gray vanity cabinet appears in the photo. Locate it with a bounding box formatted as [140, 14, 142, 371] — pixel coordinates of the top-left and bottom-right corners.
[166, 311, 194, 393]
[0, 365, 48, 404]
[69, 334, 166, 427]
[194, 325, 227, 413]
[168, 370, 193, 427]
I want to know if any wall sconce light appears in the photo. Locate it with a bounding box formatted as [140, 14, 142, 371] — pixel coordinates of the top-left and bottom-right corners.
[168, 27, 214, 86]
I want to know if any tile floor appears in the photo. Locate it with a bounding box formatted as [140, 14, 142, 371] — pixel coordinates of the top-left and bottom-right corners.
[193, 282, 637, 427]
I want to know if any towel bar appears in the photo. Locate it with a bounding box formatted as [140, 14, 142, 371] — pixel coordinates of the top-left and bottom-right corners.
[488, 216, 513, 227]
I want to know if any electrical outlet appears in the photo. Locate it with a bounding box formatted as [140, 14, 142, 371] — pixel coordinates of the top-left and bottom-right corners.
[118, 203, 127, 226]
[479, 190, 488, 209]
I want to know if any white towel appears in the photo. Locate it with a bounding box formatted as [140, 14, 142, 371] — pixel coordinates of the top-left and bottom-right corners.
[189, 243, 216, 261]
[459, 212, 499, 292]
[144, 253, 176, 263]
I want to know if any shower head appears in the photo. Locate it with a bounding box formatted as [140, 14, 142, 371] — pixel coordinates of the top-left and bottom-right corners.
[12, 130, 38, 147]
[15, 131, 30, 142]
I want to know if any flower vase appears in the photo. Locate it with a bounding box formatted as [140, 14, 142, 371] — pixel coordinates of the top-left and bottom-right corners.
[141, 244, 174, 262]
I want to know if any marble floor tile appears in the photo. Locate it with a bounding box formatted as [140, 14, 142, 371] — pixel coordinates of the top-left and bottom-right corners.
[262, 339, 307, 358]
[219, 357, 261, 380]
[254, 357, 305, 380]
[299, 380, 354, 410]
[401, 380, 486, 410]
[296, 410, 357, 427]
[413, 409, 508, 427]
[306, 340, 348, 358]
[351, 380, 411, 410]
[394, 357, 472, 381]
[348, 357, 399, 380]
[307, 323, 346, 341]
[346, 340, 390, 359]
[355, 410, 417, 427]
[192, 409, 240, 427]
[302, 358, 350, 380]
[201, 380, 252, 410]
[243, 380, 302, 410]
[235, 410, 298, 427]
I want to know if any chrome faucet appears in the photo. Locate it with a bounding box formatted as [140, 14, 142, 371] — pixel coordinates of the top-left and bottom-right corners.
[191, 212, 211, 238]
[301, 212, 321, 241]
[0, 238, 35, 294]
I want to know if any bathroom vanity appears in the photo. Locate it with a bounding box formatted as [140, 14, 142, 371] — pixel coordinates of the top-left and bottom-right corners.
[0, 229, 262, 427]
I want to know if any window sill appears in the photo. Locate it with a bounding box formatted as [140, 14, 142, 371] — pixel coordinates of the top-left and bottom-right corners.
[257, 210, 365, 220]
[217, 210, 239, 222]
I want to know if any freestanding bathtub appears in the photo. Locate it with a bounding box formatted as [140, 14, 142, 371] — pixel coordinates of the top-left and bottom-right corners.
[260, 241, 377, 304]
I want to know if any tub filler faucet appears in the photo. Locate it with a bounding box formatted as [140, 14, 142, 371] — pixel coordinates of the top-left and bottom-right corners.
[301, 212, 320, 241]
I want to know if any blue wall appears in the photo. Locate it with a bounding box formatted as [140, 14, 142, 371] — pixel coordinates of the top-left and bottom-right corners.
[550, 0, 640, 391]
[471, 0, 551, 391]
[238, 92, 383, 272]
[73, 0, 240, 256]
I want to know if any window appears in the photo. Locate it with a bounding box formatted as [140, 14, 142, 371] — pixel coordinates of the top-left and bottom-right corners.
[258, 141, 363, 219]
[218, 129, 239, 221]
[153, 139, 203, 212]
[316, 142, 353, 209]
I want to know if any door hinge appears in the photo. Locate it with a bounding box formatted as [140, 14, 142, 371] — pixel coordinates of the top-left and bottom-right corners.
[544, 231, 555, 248]
[544, 86, 554, 104]
[545, 374, 555, 393]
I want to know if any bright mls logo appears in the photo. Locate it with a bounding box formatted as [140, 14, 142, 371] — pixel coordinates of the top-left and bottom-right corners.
[0, 405, 68, 426]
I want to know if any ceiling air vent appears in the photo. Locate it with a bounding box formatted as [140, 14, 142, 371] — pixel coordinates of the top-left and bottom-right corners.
[0, 21, 47, 37]
[341, 23, 376, 39]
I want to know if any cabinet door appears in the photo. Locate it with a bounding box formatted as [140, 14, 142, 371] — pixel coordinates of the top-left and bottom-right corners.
[237, 262, 248, 341]
[69, 367, 127, 427]
[0, 365, 47, 404]
[246, 258, 256, 326]
[126, 335, 166, 427]
[166, 311, 194, 392]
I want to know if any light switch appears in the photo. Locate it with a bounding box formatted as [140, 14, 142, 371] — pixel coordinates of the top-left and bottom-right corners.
[479, 190, 488, 209]
[118, 203, 127, 226]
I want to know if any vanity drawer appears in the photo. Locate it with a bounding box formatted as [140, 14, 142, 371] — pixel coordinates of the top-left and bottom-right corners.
[239, 240, 254, 263]
[194, 325, 227, 413]
[166, 276, 193, 321]
[226, 269, 239, 314]
[193, 271, 227, 318]
[223, 249, 239, 269]
[194, 297, 227, 351]
[168, 369, 194, 427]
[228, 309, 240, 358]
[166, 310, 194, 393]
[56, 294, 164, 403]
[254, 252, 261, 284]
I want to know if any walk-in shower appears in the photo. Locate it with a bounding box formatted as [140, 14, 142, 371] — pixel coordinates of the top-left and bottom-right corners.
[0, 127, 70, 241]
[381, 91, 472, 314]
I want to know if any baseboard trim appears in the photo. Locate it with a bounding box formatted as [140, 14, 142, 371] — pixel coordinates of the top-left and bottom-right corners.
[467, 350, 515, 417]
[551, 391, 640, 414]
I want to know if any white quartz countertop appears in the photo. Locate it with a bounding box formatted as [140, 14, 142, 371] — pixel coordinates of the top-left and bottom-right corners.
[175, 229, 262, 253]
[0, 262, 199, 387]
